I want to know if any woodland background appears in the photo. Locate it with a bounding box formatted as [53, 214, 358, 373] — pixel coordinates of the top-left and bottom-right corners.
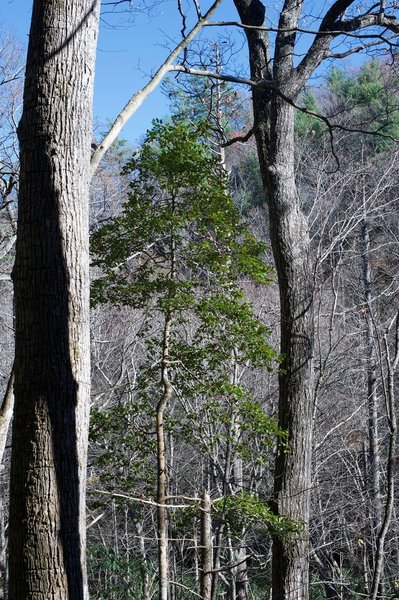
[1, 3, 399, 598]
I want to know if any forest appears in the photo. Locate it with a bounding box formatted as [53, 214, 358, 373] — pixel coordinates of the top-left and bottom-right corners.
[1, 1, 399, 599]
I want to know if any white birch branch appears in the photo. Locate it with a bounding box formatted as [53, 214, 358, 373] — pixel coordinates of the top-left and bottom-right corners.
[0, 369, 14, 469]
[90, 0, 223, 176]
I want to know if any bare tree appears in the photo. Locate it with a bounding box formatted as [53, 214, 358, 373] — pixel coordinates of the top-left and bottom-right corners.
[6, 2, 234, 597]
[300, 124, 399, 598]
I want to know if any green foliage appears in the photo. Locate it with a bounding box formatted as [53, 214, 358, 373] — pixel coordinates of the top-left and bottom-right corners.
[327, 60, 399, 150]
[163, 71, 258, 213]
[91, 119, 273, 310]
[328, 60, 387, 105]
[213, 492, 301, 538]
[90, 119, 289, 558]
[88, 545, 150, 599]
[231, 148, 265, 213]
[91, 118, 274, 354]
[91, 120, 278, 369]
[163, 74, 245, 138]
[91, 118, 280, 430]
[327, 66, 355, 100]
[295, 89, 324, 138]
[90, 119, 283, 486]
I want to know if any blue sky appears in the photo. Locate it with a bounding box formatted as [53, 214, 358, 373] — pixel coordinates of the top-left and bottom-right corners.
[2, 0, 241, 146]
[2, 0, 370, 147]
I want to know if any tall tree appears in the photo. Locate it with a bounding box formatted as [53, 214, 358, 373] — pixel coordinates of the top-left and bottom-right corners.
[8, 1, 100, 598]
[6, 2, 229, 597]
[197, 2, 399, 598]
[91, 118, 282, 600]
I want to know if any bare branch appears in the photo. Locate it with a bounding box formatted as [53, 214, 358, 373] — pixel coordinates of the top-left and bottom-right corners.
[177, 0, 188, 64]
[206, 19, 398, 39]
[325, 34, 398, 58]
[0, 369, 14, 469]
[222, 128, 254, 147]
[170, 64, 266, 88]
[90, 0, 223, 176]
[192, 0, 201, 19]
[170, 581, 203, 598]
[370, 311, 399, 600]
[295, 9, 399, 92]
[92, 488, 202, 509]
[86, 512, 105, 530]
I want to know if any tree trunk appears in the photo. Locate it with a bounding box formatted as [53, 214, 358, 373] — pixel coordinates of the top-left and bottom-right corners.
[8, 1, 100, 598]
[200, 490, 213, 600]
[157, 314, 172, 600]
[0, 370, 14, 469]
[361, 207, 383, 596]
[265, 96, 314, 600]
[229, 355, 249, 600]
[232, 3, 314, 598]
[157, 221, 177, 600]
[132, 515, 151, 600]
[370, 314, 399, 600]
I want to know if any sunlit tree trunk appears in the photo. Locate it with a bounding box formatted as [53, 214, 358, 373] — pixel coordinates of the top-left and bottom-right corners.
[157, 314, 172, 600]
[8, 1, 100, 597]
[201, 490, 213, 600]
[157, 221, 177, 600]
[0, 370, 14, 469]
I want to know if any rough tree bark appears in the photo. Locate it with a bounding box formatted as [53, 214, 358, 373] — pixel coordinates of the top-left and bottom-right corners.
[231, 2, 314, 598]
[8, 1, 100, 598]
[265, 100, 314, 600]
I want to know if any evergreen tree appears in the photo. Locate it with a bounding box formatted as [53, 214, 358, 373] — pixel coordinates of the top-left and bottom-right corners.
[327, 60, 399, 150]
[90, 119, 294, 599]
